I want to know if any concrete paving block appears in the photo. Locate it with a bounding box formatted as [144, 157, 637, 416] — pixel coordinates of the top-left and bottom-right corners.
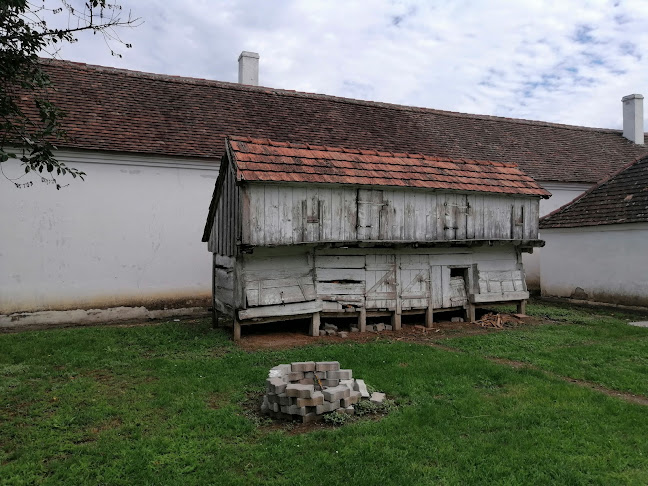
[319, 330, 327, 337]
[630, 321, 648, 328]
[340, 391, 360, 407]
[268, 364, 291, 378]
[323, 323, 338, 331]
[261, 396, 270, 413]
[327, 369, 352, 380]
[384, 325, 393, 331]
[272, 402, 280, 413]
[291, 361, 316, 372]
[266, 378, 287, 394]
[316, 400, 340, 414]
[315, 361, 340, 372]
[340, 379, 355, 390]
[370, 392, 386, 404]
[325, 329, 336, 336]
[345, 405, 355, 415]
[315, 371, 327, 379]
[366, 324, 376, 332]
[277, 393, 291, 406]
[321, 379, 339, 387]
[375, 323, 386, 332]
[296, 391, 324, 407]
[354, 379, 370, 398]
[302, 412, 320, 424]
[323, 385, 351, 402]
[285, 383, 315, 398]
[451, 317, 464, 323]
[266, 392, 278, 404]
[350, 327, 359, 333]
[338, 331, 348, 338]
[298, 378, 315, 385]
[286, 371, 305, 382]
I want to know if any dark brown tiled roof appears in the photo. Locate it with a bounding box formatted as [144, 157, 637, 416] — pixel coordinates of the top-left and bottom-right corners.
[30, 58, 648, 183]
[228, 136, 551, 197]
[540, 155, 648, 228]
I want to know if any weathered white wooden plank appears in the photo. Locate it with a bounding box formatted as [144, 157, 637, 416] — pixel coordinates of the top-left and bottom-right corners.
[263, 185, 280, 245]
[278, 186, 293, 244]
[317, 268, 365, 282]
[291, 186, 306, 243]
[471, 291, 530, 303]
[330, 188, 345, 241]
[238, 300, 322, 320]
[317, 282, 365, 295]
[430, 264, 443, 309]
[316, 255, 366, 268]
[441, 265, 452, 308]
[456, 194, 467, 240]
[320, 186, 333, 241]
[343, 188, 357, 241]
[304, 187, 320, 242]
[248, 185, 266, 246]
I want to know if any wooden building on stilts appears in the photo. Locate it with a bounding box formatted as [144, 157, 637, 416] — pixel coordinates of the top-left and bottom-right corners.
[202, 136, 551, 340]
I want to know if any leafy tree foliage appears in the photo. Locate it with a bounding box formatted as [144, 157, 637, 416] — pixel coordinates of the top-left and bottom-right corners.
[0, 0, 138, 189]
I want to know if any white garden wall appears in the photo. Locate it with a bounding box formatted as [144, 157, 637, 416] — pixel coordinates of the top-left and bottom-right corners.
[1, 150, 218, 316]
[540, 223, 648, 307]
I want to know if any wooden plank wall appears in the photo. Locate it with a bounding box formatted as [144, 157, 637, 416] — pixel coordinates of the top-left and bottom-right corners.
[208, 161, 241, 257]
[243, 184, 540, 246]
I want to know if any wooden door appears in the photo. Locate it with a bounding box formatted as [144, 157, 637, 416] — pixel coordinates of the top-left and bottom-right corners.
[398, 254, 430, 310]
[365, 254, 397, 310]
[357, 189, 383, 240]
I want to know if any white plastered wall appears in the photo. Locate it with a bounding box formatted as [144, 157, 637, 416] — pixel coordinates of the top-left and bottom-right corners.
[1, 150, 218, 316]
[540, 223, 648, 307]
[523, 182, 591, 289]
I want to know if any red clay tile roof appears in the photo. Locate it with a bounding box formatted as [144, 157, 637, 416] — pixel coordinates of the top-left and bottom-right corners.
[228, 136, 551, 197]
[27, 58, 648, 184]
[540, 154, 648, 228]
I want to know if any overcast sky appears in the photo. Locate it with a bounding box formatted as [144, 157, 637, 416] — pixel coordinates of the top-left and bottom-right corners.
[49, 0, 648, 130]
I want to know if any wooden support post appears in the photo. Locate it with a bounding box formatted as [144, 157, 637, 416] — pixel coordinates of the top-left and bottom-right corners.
[310, 312, 321, 337]
[466, 304, 476, 323]
[359, 307, 367, 333]
[212, 308, 220, 329]
[392, 311, 402, 331]
[517, 299, 527, 315]
[425, 306, 434, 328]
[233, 312, 241, 341]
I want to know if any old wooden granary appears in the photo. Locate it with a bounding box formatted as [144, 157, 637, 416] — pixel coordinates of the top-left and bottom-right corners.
[203, 136, 551, 339]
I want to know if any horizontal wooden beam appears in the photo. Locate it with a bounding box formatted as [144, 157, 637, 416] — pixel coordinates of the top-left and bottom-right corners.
[238, 300, 322, 320]
[470, 291, 529, 303]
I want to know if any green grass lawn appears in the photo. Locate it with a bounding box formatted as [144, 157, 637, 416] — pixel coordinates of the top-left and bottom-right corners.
[1, 302, 648, 485]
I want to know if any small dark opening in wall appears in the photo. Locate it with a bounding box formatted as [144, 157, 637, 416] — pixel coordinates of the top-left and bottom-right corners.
[450, 267, 467, 278]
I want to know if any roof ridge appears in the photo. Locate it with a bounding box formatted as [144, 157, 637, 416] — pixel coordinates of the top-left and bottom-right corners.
[231, 135, 520, 167]
[42, 57, 628, 135]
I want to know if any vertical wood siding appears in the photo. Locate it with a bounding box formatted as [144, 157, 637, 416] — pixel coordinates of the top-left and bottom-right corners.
[241, 184, 540, 246]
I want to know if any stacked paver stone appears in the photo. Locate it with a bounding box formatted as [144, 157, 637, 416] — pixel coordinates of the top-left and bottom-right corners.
[261, 361, 374, 423]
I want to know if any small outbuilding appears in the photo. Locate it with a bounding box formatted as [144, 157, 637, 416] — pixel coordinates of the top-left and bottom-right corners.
[540, 154, 648, 307]
[203, 136, 550, 339]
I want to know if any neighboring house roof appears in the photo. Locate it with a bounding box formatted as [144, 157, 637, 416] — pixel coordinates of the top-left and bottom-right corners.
[227, 136, 551, 197]
[540, 154, 648, 228]
[29, 58, 648, 184]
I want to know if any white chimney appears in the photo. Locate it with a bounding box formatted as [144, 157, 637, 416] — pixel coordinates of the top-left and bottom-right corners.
[622, 94, 644, 144]
[238, 51, 259, 86]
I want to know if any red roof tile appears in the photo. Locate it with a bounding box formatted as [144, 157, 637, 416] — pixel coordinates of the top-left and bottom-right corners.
[22, 59, 648, 184]
[227, 136, 550, 197]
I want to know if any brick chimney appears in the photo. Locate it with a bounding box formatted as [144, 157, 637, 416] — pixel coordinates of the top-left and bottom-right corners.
[238, 51, 259, 86]
[622, 94, 644, 144]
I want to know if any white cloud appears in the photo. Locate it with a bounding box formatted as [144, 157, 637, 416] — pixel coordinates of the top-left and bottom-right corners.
[50, 0, 648, 129]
